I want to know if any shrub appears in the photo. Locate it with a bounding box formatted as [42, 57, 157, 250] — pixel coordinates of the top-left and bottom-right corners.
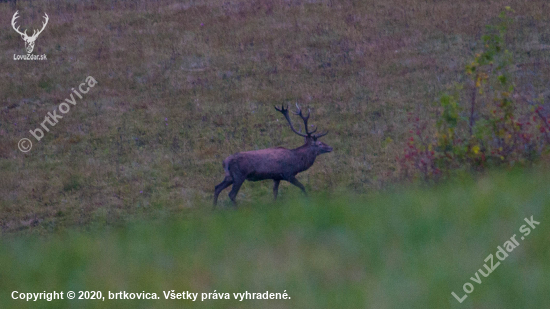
[398, 7, 550, 180]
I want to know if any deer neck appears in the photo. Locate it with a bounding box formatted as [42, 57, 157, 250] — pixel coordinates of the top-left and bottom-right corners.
[293, 143, 318, 170]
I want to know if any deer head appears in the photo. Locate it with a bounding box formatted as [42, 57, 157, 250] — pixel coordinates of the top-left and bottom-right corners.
[275, 103, 332, 154]
[11, 11, 49, 54]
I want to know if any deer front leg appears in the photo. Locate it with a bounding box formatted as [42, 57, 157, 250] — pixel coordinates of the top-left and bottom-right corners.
[273, 180, 280, 200]
[288, 176, 307, 196]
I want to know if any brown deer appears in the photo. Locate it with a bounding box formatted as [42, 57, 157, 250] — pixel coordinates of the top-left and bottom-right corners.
[213, 104, 332, 207]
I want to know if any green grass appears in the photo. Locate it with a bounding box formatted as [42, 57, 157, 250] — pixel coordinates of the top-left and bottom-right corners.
[0, 168, 548, 308]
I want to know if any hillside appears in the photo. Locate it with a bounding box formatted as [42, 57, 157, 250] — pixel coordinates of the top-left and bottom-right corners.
[1, 0, 549, 232]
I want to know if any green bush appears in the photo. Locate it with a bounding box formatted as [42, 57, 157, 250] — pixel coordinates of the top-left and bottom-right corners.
[399, 8, 550, 180]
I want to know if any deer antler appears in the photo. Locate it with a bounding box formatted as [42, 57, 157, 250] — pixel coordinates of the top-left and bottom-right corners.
[11, 11, 48, 40]
[275, 103, 328, 139]
[11, 11, 28, 38]
[275, 104, 308, 138]
[29, 13, 49, 40]
[293, 102, 318, 135]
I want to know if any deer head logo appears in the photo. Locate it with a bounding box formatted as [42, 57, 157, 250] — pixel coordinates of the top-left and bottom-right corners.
[11, 11, 49, 54]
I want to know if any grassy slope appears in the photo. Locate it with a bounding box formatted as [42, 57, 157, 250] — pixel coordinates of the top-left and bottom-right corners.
[1, 0, 549, 232]
[0, 168, 549, 308]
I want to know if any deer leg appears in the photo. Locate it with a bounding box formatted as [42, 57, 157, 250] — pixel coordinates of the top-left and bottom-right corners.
[288, 177, 307, 196]
[228, 177, 245, 205]
[273, 180, 280, 200]
[213, 177, 233, 208]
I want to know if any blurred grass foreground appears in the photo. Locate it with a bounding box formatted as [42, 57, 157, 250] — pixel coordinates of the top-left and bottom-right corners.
[1, 168, 548, 309]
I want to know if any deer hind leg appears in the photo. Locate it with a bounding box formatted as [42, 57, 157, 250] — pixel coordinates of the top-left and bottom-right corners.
[273, 180, 280, 200]
[213, 176, 233, 207]
[288, 176, 307, 196]
[228, 177, 244, 205]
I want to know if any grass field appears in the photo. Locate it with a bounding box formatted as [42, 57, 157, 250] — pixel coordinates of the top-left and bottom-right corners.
[1, 0, 549, 232]
[1, 0, 549, 308]
[1, 168, 549, 308]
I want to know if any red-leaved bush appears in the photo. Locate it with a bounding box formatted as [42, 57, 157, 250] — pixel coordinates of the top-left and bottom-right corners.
[398, 8, 550, 180]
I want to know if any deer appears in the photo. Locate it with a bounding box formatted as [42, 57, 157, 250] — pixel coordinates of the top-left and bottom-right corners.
[213, 103, 332, 207]
[11, 11, 49, 54]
